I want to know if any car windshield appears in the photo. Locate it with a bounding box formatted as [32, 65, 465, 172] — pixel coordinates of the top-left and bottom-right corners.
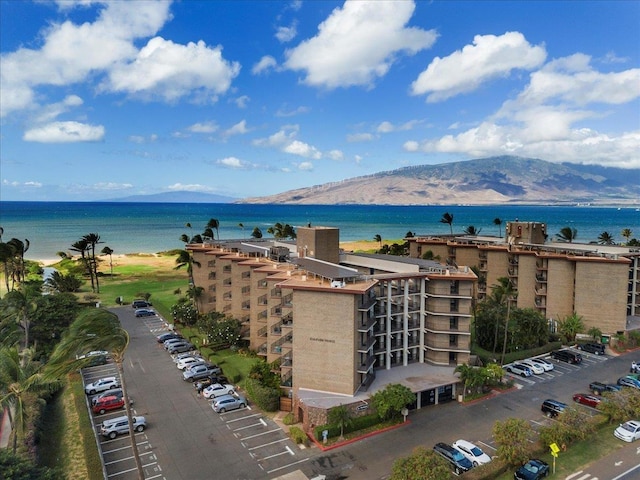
[452, 451, 465, 461]
[470, 446, 483, 456]
[621, 423, 637, 432]
[525, 464, 539, 473]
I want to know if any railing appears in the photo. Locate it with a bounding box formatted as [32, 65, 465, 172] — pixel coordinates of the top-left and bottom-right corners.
[257, 325, 268, 337]
[271, 288, 282, 298]
[357, 317, 377, 332]
[208, 272, 216, 280]
[357, 355, 375, 373]
[242, 271, 251, 280]
[282, 313, 293, 326]
[357, 335, 376, 353]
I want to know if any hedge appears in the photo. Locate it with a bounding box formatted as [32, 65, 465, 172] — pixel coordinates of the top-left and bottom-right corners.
[313, 413, 382, 441]
[472, 341, 562, 365]
[242, 377, 280, 411]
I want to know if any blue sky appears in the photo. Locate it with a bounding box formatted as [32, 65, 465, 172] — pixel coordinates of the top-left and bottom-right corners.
[1, 0, 639, 202]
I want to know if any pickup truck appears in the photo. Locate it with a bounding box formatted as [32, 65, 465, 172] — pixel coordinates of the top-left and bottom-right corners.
[589, 381, 621, 395]
[182, 363, 223, 382]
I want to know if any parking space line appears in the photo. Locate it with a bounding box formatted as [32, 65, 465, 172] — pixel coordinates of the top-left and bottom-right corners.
[266, 458, 310, 474]
[108, 466, 138, 477]
[233, 419, 267, 432]
[224, 413, 262, 423]
[257, 449, 294, 462]
[105, 455, 135, 466]
[103, 440, 148, 454]
[241, 428, 282, 440]
[477, 441, 496, 451]
[246, 438, 289, 451]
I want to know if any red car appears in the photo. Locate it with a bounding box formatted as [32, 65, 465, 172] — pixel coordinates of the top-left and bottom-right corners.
[92, 395, 125, 415]
[572, 393, 601, 408]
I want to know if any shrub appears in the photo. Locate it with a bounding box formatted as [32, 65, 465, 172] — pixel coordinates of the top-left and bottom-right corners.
[283, 412, 295, 425]
[289, 426, 308, 446]
[313, 413, 382, 440]
[242, 378, 280, 412]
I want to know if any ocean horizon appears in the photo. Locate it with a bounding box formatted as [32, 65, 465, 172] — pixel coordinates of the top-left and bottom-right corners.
[1, 201, 638, 261]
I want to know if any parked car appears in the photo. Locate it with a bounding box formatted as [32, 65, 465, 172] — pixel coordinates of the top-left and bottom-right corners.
[132, 299, 152, 308]
[92, 395, 125, 415]
[203, 383, 236, 399]
[157, 332, 182, 343]
[433, 442, 473, 475]
[550, 349, 582, 364]
[614, 420, 640, 442]
[92, 388, 123, 404]
[100, 415, 146, 439]
[589, 381, 621, 395]
[532, 358, 554, 371]
[514, 459, 550, 480]
[85, 376, 120, 395]
[541, 399, 567, 418]
[135, 308, 156, 317]
[167, 342, 194, 354]
[173, 351, 201, 363]
[452, 439, 492, 467]
[195, 375, 230, 393]
[76, 350, 109, 360]
[211, 394, 247, 413]
[618, 377, 640, 389]
[572, 393, 601, 408]
[183, 364, 223, 382]
[176, 357, 205, 370]
[518, 360, 545, 375]
[163, 338, 186, 349]
[577, 343, 606, 355]
[505, 363, 533, 377]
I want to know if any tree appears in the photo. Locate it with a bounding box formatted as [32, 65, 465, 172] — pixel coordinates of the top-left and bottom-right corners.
[439, 212, 454, 234]
[251, 227, 263, 239]
[206, 218, 220, 240]
[6, 238, 30, 285]
[44, 271, 82, 293]
[238, 223, 245, 238]
[2, 284, 41, 351]
[588, 326, 602, 342]
[493, 417, 532, 465]
[174, 250, 201, 279]
[374, 234, 382, 247]
[82, 233, 103, 293]
[267, 222, 296, 239]
[70, 239, 92, 292]
[558, 312, 585, 343]
[405, 231, 414, 238]
[101, 246, 114, 276]
[597, 231, 614, 245]
[48, 309, 144, 479]
[621, 228, 633, 244]
[0, 241, 13, 293]
[493, 217, 503, 237]
[390, 446, 451, 480]
[463, 225, 481, 235]
[327, 404, 353, 440]
[556, 226, 577, 243]
[370, 383, 416, 420]
[0, 449, 62, 480]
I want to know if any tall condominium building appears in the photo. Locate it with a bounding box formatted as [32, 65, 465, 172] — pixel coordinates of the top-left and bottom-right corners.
[188, 226, 476, 426]
[407, 221, 640, 335]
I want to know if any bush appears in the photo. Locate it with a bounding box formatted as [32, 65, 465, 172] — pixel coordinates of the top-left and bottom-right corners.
[242, 378, 280, 412]
[313, 413, 382, 440]
[283, 412, 295, 425]
[289, 426, 309, 446]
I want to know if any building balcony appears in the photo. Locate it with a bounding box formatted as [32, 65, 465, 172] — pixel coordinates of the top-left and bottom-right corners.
[270, 306, 282, 317]
[257, 343, 267, 356]
[358, 295, 377, 311]
[357, 316, 377, 332]
[241, 271, 251, 280]
[257, 325, 267, 337]
[358, 372, 376, 392]
[357, 336, 376, 353]
[271, 288, 282, 298]
[282, 313, 293, 327]
[357, 355, 375, 374]
[208, 272, 216, 280]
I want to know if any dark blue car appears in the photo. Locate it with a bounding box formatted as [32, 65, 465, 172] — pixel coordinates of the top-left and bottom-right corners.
[514, 459, 550, 480]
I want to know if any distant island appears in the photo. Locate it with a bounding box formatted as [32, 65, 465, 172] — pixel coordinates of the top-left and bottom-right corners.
[107, 191, 238, 203]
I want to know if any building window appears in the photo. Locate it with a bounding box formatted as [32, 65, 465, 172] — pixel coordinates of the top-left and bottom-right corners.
[449, 334, 457, 346]
[449, 299, 459, 312]
[449, 317, 458, 330]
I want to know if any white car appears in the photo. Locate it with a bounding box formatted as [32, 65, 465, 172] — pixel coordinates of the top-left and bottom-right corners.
[173, 352, 201, 363]
[614, 420, 640, 442]
[531, 357, 554, 371]
[452, 439, 492, 467]
[85, 376, 120, 395]
[76, 350, 109, 360]
[519, 359, 545, 375]
[176, 357, 205, 370]
[202, 383, 235, 399]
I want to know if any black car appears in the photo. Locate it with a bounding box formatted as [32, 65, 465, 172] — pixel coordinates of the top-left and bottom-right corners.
[514, 459, 550, 480]
[433, 442, 473, 474]
[156, 332, 183, 343]
[194, 375, 230, 394]
[550, 349, 582, 364]
[541, 399, 567, 418]
[578, 343, 605, 355]
[589, 381, 621, 395]
[132, 299, 152, 308]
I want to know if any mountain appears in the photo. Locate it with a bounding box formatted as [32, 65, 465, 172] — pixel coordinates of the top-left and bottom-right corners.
[238, 156, 640, 205]
[109, 191, 238, 203]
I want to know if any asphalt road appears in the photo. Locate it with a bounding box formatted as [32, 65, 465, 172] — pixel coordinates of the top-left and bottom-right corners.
[113, 305, 639, 480]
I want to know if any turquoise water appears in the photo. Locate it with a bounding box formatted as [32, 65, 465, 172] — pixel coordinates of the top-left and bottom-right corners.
[0, 202, 638, 259]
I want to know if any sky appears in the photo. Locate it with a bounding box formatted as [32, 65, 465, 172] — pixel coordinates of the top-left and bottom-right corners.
[1, 0, 639, 202]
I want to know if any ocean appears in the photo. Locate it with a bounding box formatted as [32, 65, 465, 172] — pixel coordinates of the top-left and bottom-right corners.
[0, 202, 638, 260]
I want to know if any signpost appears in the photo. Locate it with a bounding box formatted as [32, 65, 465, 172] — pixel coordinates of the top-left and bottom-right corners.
[550, 443, 560, 473]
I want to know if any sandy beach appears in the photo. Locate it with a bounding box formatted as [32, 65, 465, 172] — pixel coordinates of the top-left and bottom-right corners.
[36, 240, 380, 268]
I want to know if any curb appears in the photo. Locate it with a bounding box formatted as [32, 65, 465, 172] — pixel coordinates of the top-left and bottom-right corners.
[308, 420, 410, 452]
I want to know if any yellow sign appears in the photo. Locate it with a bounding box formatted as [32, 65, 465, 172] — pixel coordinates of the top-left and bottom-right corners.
[550, 443, 560, 454]
[551, 451, 558, 458]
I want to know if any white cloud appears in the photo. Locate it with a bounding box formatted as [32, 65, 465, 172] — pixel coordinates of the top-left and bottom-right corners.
[327, 150, 344, 161]
[167, 183, 213, 192]
[92, 182, 134, 190]
[275, 105, 310, 117]
[1, 1, 172, 117]
[411, 31, 546, 102]
[376, 119, 420, 133]
[284, 140, 321, 159]
[403, 140, 419, 152]
[284, 0, 437, 89]
[234, 95, 250, 108]
[347, 133, 374, 142]
[188, 121, 218, 133]
[2, 179, 43, 188]
[276, 22, 297, 43]
[297, 161, 313, 171]
[36, 95, 84, 123]
[105, 37, 240, 102]
[129, 133, 158, 143]
[223, 120, 249, 137]
[23, 121, 105, 143]
[216, 157, 252, 169]
[253, 125, 323, 159]
[252, 55, 277, 75]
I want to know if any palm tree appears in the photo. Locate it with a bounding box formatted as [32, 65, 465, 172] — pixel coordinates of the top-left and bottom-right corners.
[487, 277, 516, 363]
[174, 250, 201, 289]
[327, 404, 353, 440]
[251, 227, 263, 239]
[463, 226, 481, 236]
[0, 347, 61, 454]
[493, 218, 503, 238]
[83, 233, 103, 293]
[101, 246, 114, 276]
[7, 238, 29, 285]
[621, 228, 633, 244]
[3, 287, 39, 351]
[0, 241, 13, 293]
[238, 223, 245, 238]
[558, 312, 585, 343]
[555, 227, 577, 243]
[206, 218, 220, 240]
[202, 227, 215, 241]
[440, 212, 454, 234]
[48, 309, 144, 479]
[70, 239, 93, 292]
[267, 222, 297, 239]
[597, 231, 614, 245]
[374, 234, 382, 247]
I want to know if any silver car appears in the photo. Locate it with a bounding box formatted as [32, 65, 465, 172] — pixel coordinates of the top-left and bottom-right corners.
[100, 415, 146, 439]
[211, 394, 247, 413]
